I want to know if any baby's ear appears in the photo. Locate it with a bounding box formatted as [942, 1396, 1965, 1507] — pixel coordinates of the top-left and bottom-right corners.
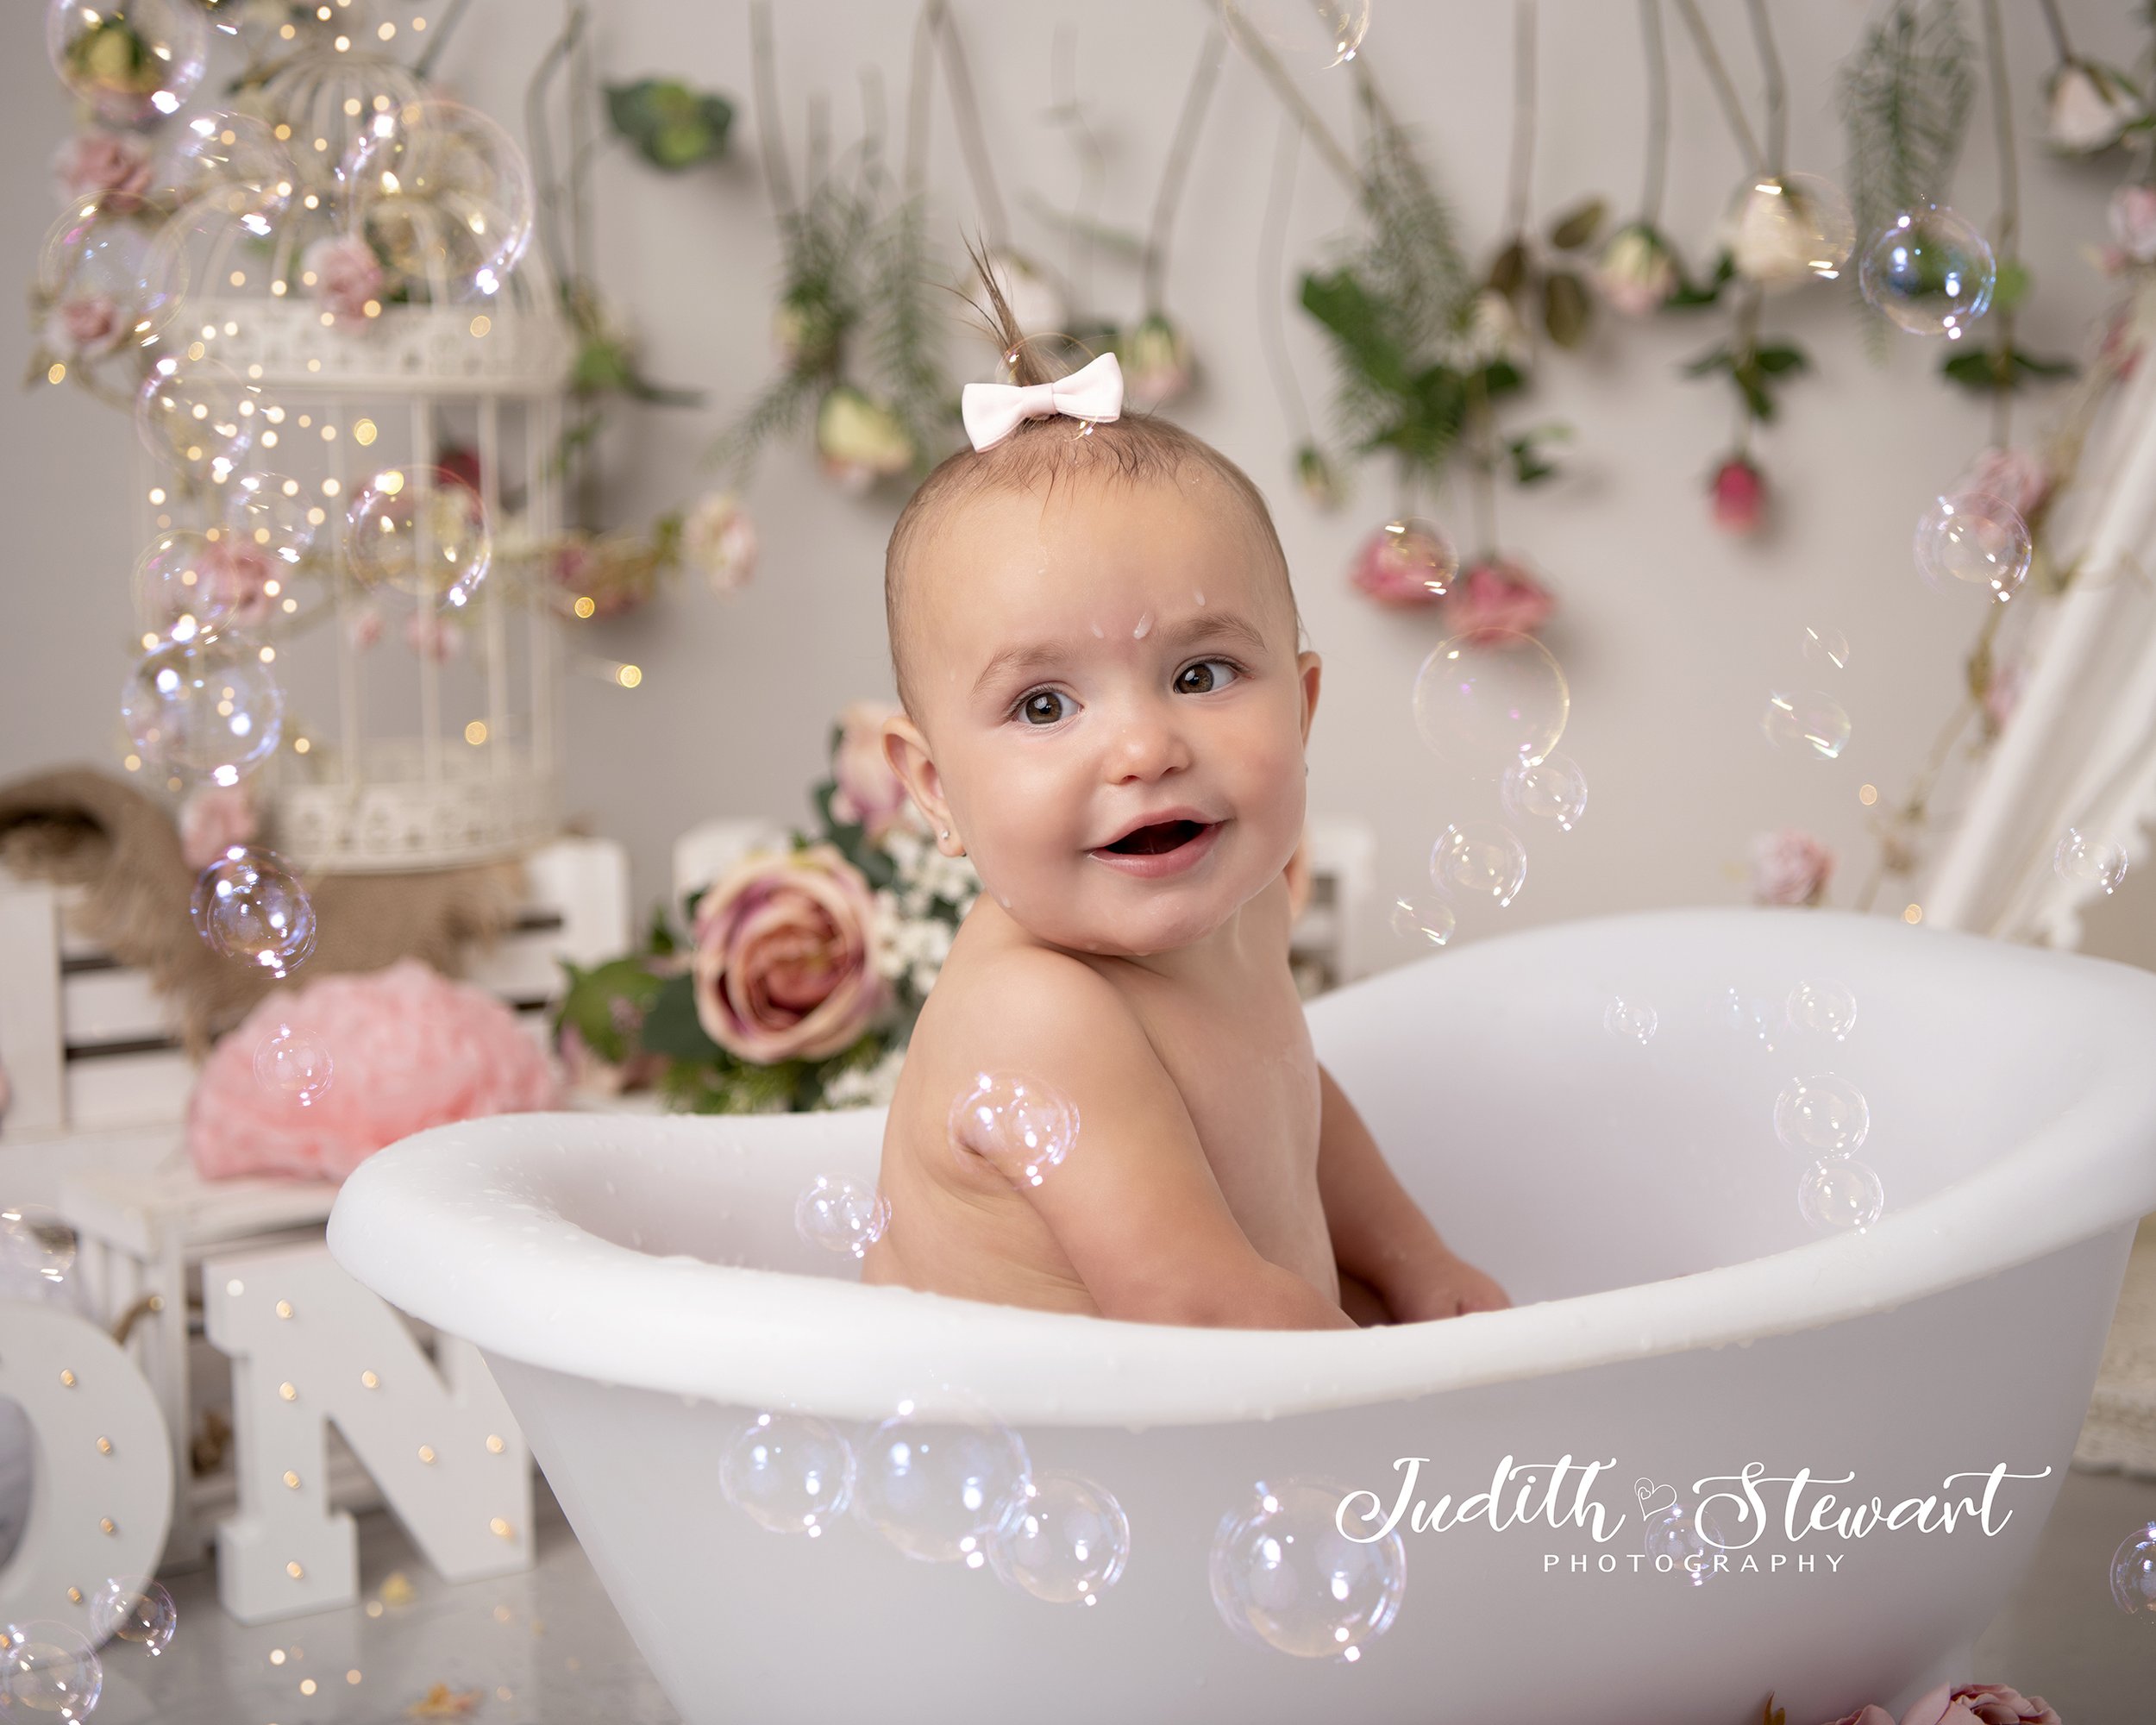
[881, 712, 944, 816]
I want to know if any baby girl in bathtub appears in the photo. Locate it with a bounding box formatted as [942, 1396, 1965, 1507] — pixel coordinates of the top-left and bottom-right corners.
[856, 248, 1508, 1332]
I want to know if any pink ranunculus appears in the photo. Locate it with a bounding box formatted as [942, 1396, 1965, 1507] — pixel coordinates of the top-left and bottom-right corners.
[827, 699, 920, 843]
[1750, 827, 1834, 907]
[404, 609, 465, 661]
[1439, 555, 1557, 645]
[179, 781, 259, 872]
[45, 292, 126, 360]
[2112, 185, 2156, 263]
[301, 233, 385, 326]
[1955, 445, 2054, 523]
[52, 129, 154, 213]
[1349, 522, 1454, 608]
[185, 957, 559, 1182]
[1898, 1682, 2060, 1725]
[691, 843, 887, 1064]
[1711, 455, 1767, 534]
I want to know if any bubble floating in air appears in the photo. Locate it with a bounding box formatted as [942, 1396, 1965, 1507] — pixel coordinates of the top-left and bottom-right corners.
[1761, 690, 1852, 762]
[793, 1174, 891, 1258]
[1500, 753, 1589, 831]
[1429, 821, 1528, 908]
[720, 1412, 856, 1537]
[989, 1471, 1131, 1605]
[254, 1023, 333, 1107]
[1388, 891, 1457, 950]
[1209, 1477, 1405, 1662]
[88, 1575, 179, 1657]
[1786, 981, 1858, 1041]
[346, 465, 493, 611]
[47, 0, 208, 128]
[1859, 204, 1996, 338]
[190, 844, 317, 976]
[0, 1204, 78, 1289]
[1797, 1155, 1884, 1230]
[120, 634, 284, 782]
[947, 1072, 1078, 1188]
[2110, 1521, 2156, 1615]
[1774, 1073, 1871, 1157]
[1411, 631, 1570, 779]
[340, 97, 537, 303]
[1914, 492, 2030, 603]
[1604, 997, 1658, 1044]
[0, 1618, 103, 1720]
[852, 1409, 1031, 1566]
[134, 355, 260, 488]
[2055, 828, 2129, 895]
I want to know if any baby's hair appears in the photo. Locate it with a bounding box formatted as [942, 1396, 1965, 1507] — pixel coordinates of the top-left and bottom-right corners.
[884, 231, 1303, 720]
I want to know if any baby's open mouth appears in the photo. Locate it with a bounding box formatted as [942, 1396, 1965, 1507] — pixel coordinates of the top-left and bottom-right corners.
[1103, 819, 1213, 856]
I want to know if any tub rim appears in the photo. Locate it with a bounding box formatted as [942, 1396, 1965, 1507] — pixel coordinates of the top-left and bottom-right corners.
[326, 908, 2156, 1427]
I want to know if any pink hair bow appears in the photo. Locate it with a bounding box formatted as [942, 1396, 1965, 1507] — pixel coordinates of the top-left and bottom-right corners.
[961, 350, 1124, 451]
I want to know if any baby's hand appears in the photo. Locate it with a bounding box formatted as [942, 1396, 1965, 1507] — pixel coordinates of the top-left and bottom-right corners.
[1384, 1247, 1511, 1324]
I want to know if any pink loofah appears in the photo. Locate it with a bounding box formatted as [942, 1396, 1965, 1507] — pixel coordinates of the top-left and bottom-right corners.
[186, 957, 560, 1182]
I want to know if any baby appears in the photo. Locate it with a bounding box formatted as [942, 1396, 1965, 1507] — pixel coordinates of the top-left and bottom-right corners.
[856, 253, 1508, 1331]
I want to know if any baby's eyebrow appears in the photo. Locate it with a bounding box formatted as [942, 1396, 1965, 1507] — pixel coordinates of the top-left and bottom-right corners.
[969, 611, 1269, 699]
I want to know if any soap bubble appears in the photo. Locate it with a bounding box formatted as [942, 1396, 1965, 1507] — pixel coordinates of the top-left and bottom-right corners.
[989, 1471, 1131, 1604]
[1802, 624, 1852, 673]
[39, 198, 178, 355]
[0, 1618, 103, 1720]
[1787, 981, 1858, 1041]
[1369, 517, 1458, 599]
[2055, 828, 2129, 894]
[87, 1576, 178, 1656]
[1220, 0, 1369, 70]
[947, 1072, 1079, 1188]
[134, 356, 260, 486]
[0, 1205, 78, 1289]
[1501, 753, 1588, 831]
[1774, 1073, 1871, 1156]
[853, 1410, 1031, 1565]
[1412, 632, 1570, 777]
[131, 530, 220, 641]
[1727, 173, 1857, 286]
[1859, 204, 1996, 338]
[2110, 1521, 2156, 1614]
[1638, 1485, 1725, 1586]
[1914, 492, 2030, 602]
[221, 471, 318, 571]
[720, 1412, 856, 1537]
[345, 466, 492, 610]
[1797, 1156, 1885, 1230]
[162, 110, 294, 216]
[1604, 997, 1658, 1044]
[1209, 1477, 1405, 1662]
[340, 98, 536, 302]
[1387, 891, 1456, 949]
[253, 1023, 333, 1107]
[190, 844, 317, 976]
[1761, 690, 1852, 761]
[1718, 988, 1784, 1057]
[1430, 821, 1527, 908]
[793, 1174, 891, 1258]
[121, 633, 284, 781]
[47, 0, 208, 128]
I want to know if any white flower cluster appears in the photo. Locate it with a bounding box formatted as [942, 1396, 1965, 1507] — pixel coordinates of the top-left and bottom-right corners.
[819, 1041, 908, 1110]
[868, 827, 981, 998]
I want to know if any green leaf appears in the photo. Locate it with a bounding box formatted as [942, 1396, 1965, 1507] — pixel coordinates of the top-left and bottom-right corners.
[605, 78, 736, 171]
[1666, 250, 1735, 309]
[1735, 365, 1776, 422]
[1300, 268, 1417, 398]
[1682, 345, 1733, 378]
[1545, 196, 1607, 253]
[1507, 435, 1558, 486]
[1752, 342, 1808, 375]
[1991, 257, 2033, 315]
[641, 970, 720, 1062]
[1542, 271, 1591, 348]
[1486, 238, 1532, 298]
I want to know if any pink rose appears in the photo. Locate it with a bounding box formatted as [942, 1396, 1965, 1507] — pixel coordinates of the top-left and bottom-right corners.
[1750, 827, 1833, 906]
[345, 605, 384, 651]
[1349, 522, 1454, 608]
[185, 957, 559, 1182]
[52, 129, 154, 214]
[302, 233, 385, 326]
[1594, 221, 1680, 317]
[44, 292, 127, 360]
[1439, 556, 1557, 645]
[828, 699, 922, 843]
[1897, 1683, 2059, 1725]
[199, 536, 279, 630]
[1818, 1708, 1896, 1725]
[179, 781, 260, 871]
[1954, 446, 2053, 523]
[691, 844, 887, 1063]
[1712, 455, 1766, 534]
[2113, 185, 2156, 263]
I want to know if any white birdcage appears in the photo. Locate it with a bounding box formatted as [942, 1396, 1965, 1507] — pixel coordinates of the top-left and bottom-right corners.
[132, 47, 574, 872]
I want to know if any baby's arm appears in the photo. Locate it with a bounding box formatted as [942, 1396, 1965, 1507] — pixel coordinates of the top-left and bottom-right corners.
[950, 951, 1354, 1331]
[1316, 1062, 1511, 1323]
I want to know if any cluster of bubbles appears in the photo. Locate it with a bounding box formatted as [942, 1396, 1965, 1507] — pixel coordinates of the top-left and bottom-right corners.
[1762, 624, 1853, 763]
[2054, 827, 2130, 896]
[947, 1072, 1081, 1188]
[0, 1576, 176, 1720]
[793, 1175, 892, 1260]
[1401, 631, 1578, 948]
[717, 1408, 1131, 1607]
[1209, 1477, 1406, 1662]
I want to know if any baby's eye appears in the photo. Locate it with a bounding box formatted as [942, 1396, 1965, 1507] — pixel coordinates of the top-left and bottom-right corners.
[1016, 688, 1075, 725]
[1175, 657, 1242, 694]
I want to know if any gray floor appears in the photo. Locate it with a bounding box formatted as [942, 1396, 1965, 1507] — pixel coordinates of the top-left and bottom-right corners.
[63, 1463, 2156, 1723]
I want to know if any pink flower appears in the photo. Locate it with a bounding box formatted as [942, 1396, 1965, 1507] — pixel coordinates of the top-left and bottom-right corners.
[404, 610, 465, 661]
[827, 699, 921, 844]
[1712, 455, 1767, 534]
[52, 129, 154, 214]
[1817, 1708, 1897, 1725]
[1119, 313, 1194, 411]
[1954, 446, 2053, 523]
[44, 292, 127, 360]
[1750, 827, 1834, 906]
[179, 782, 259, 871]
[2111, 185, 2156, 263]
[199, 536, 279, 630]
[691, 843, 887, 1063]
[1594, 222, 1680, 317]
[1439, 555, 1557, 645]
[683, 491, 756, 596]
[301, 233, 384, 327]
[1898, 1682, 2059, 1725]
[1349, 521, 1454, 608]
[345, 605, 384, 650]
[185, 957, 559, 1182]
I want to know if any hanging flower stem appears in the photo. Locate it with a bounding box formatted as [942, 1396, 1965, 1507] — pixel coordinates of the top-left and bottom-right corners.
[1144, 22, 1229, 314]
[1741, 0, 1787, 178]
[1638, 0, 1670, 227]
[1670, 0, 1764, 174]
[1503, 0, 1539, 242]
[1256, 108, 1318, 448]
[1979, 0, 2021, 448]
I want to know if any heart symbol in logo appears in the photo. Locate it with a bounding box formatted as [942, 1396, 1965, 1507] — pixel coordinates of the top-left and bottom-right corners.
[1634, 1477, 1677, 1515]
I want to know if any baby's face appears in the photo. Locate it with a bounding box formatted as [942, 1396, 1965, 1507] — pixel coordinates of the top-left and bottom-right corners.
[891, 474, 1317, 958]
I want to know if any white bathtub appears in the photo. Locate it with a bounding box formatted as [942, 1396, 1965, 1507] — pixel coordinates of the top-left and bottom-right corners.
[327, 908, 2156, 1724]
